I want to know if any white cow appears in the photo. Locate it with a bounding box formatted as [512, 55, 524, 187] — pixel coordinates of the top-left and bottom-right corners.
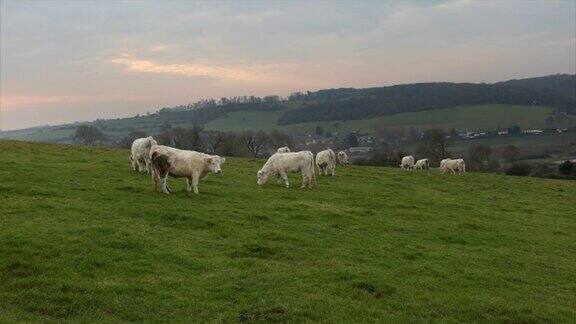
[316, 149, 336, 176]
[414, 158, 429, 170]
[257, 151, 316, 189]
[441, 158, 466, 174]
[337, 151, 349, 166]
[399, 155, 415, 170]
[149, 145, 225, 194]
[276, 146, 291, 153]
[439, 158, 450, 172]
[130, 136, 157, 173]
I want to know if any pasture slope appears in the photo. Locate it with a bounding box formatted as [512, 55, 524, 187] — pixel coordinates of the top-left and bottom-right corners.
[1, 140, 575, 322]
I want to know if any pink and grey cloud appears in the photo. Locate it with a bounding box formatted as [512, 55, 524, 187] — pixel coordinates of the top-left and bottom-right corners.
[1, 0, 574, 130]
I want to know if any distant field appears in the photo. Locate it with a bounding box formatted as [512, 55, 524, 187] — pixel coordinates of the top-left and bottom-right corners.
[0, 104, 556, 142]
[204, 104, 555, 134]
[1, 140, 575, 322]
[439, 132, 576, 157]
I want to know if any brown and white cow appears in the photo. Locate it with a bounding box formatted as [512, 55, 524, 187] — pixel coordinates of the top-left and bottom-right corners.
[149, 145, 225, 194]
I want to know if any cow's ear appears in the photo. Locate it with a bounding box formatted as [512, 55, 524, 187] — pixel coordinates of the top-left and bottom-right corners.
[220, 157, 226, 164]
[204, 157, 213, 164]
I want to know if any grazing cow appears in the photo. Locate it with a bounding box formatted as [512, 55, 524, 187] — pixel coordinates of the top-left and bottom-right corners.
[257, 151, 316, 189]
[316, 149, 336, 176]
[441, 158, 466, 174]
[338, 151, 349, 166]
[399, 155, 415, 170]
[276, 146, 291, 153]
[131, 136, 157, 173]
[149, 145, 225, 194]
[439, 158, 450, 172]
[414, 158, 429, 170]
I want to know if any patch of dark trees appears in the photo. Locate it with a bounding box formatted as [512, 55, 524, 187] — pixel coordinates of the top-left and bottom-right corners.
[278, 74, 575, 125]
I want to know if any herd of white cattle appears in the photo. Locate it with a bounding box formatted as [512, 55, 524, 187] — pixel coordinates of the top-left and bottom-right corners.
[129, 136, 464, 194]
[399, 155, 466, 174]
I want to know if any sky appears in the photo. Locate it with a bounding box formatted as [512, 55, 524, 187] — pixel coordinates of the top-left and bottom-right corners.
[0, 0, 575, 130]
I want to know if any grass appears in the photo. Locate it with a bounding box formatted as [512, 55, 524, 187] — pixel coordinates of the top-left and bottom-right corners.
[1, 140, 575, 322]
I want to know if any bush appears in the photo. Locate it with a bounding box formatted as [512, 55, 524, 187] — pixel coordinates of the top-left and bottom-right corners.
[558, 160, 575, 176]
[506, 162, 533, 177]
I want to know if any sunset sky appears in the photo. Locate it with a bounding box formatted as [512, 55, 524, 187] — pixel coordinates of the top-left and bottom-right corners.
[1, 0, 575, 130]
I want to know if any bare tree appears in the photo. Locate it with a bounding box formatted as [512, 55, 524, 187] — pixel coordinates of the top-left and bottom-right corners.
[416, 128, 451, 164]
[74, 125, 105, 146]
[269, 129, 294, 149]
[502, 145, 520, 163]
[240, 130, 270, 157]
[202, 131, 227, 154]
[119, 130, 147, 148]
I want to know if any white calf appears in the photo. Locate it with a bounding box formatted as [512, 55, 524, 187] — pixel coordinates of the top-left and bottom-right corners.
[400, 156, 415, 170]
[257, 151, 316, 189]
[414, 158, 429, 170]
[131, 136, 157, 173]
[316, 149, 336, 176]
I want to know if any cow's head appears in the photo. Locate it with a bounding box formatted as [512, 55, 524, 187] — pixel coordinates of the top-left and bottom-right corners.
[204, 155, 225, 174]
[257, 169, 269, 185]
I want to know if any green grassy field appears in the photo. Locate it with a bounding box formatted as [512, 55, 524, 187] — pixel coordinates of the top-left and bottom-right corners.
[1, 140, 575, 322]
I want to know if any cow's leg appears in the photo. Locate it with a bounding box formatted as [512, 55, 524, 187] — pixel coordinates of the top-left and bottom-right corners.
[131, 156, 139, 171]
[330, 165, 335, 176]
[186, 177, 193, 192]
[151, 169, 158, 192]
[144, 158, 152, 174]
[137, 158, 147, 173]
[278, 170, 289, 188]
[192, 173, 200, 194]
[160, 176, 170, 194]
[300, 171, 308, 189]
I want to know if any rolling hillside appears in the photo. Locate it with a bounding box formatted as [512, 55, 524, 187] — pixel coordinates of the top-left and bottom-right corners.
[205, 104, 555, 134]
[1, 74, 573, 143]
[1, 140, 575, 322]
[0, 104, 559, 142]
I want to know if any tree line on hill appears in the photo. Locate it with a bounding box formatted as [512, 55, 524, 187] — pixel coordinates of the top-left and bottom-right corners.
[278, 78, 576, 125]
[88, 74, 573, 131]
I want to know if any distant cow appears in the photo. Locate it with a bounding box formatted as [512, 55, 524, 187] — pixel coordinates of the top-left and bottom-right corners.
[441, 158, 466, 174]
[257, 151, 315, 189]
[399, 155, 415, 170]
[276, 146, 291, 153]
[316, 149, 336, 176]
[414, 158, 429, 170]
[337, 151, 349, 166]
[439, 158, 450, 172]
[131, 136, 157, 173]
[149, 145, 225, 194]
